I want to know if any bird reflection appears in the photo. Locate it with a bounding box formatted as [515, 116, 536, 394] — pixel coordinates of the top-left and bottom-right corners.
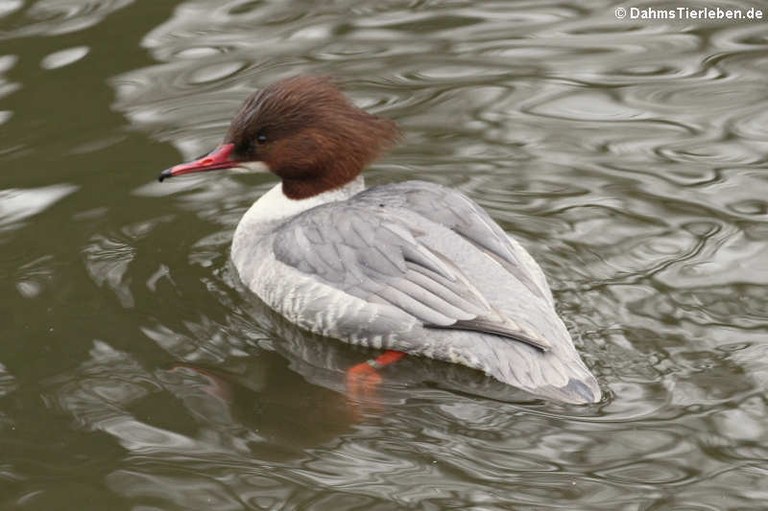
[44, 284, 543, 466]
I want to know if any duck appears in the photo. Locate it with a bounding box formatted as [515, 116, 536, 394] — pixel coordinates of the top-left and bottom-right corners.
[159, 75, 601, 404]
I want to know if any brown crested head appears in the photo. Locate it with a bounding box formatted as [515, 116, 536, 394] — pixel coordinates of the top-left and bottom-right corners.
[225, 76, 400, 199]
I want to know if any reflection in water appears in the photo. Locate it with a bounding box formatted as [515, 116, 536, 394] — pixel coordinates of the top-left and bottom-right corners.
[1, 0, 767, 509]
[40, 46, 90, 70]
[46, 339, 353, 457]
[0, 0, 134, 39]
[0, 185, 78, 234]
[0, 363, 16, 399]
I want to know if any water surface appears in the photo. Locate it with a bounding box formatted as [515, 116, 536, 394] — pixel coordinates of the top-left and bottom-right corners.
[1, 0, 767, 509]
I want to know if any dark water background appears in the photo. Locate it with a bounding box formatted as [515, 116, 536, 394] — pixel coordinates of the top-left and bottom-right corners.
[1, 0, 767, 509]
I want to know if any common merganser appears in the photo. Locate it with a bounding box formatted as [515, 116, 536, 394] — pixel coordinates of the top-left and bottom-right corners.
[159, 75, 601, 404]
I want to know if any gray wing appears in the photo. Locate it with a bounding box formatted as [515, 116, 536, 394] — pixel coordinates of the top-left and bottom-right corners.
[273, 203, 550, 352]
[354, 181, 553, 303]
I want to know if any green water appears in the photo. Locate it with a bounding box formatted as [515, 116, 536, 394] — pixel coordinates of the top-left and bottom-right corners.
[1, 1, 767, 509]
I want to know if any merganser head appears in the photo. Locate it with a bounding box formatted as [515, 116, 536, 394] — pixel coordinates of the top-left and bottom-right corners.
[158, 75, 400, 199]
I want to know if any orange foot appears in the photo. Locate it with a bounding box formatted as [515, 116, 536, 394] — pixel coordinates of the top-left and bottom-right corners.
[346, 350, 406, 404]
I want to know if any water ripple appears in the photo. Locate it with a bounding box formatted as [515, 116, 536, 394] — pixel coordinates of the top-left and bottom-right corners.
[0, 0, 134, 39]
[102, 3, 768, 507]
[3, 0, 768, 509]
[0, 184, 78, 236]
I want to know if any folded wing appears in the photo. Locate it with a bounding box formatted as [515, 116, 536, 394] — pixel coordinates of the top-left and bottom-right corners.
[273, 195, 551, 352]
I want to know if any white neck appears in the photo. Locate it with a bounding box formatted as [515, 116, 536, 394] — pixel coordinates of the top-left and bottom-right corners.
[240, 176, 365, 226]
[231, 176, 365, 287]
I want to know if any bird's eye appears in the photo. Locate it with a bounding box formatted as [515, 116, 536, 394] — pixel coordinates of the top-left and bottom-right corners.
[256, 132, 267, 144]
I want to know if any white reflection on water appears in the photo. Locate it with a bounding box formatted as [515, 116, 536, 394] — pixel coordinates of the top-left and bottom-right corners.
[0, 0, 134, 39]
[0, 363, 16, 399]
[0, 184, 78, 234]
[40, 45, 89, 69]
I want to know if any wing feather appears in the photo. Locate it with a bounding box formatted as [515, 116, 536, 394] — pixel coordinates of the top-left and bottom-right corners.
[273, 198, 550, 352]
[356, 181, 552, 301]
